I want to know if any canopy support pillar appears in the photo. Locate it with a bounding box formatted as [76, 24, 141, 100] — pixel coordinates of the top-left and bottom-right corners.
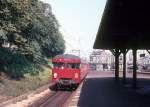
[111, 49, 121, 79]
[121, 49, 128, 84]
[147, 50, 150, 55]
[132, 49, 137, 89]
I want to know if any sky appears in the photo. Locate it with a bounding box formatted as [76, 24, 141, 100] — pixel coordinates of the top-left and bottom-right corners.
[41, 0, 106, 58]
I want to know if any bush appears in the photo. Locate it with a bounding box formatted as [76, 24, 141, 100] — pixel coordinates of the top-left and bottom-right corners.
[0, 48, 43, 79]
[1, 68, 51, 97]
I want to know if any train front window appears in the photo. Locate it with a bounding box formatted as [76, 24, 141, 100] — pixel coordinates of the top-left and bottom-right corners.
[67, 63, 80, 69]
[53, 62, 65, 68]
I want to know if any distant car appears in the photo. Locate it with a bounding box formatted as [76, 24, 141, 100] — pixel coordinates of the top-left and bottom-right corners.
[127, 66, 133, 70]
[89, 63, 96, 70]
[127, 65, 140, 72]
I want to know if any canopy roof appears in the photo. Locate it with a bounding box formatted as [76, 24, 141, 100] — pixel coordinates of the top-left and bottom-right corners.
[94, 0, 150, 49]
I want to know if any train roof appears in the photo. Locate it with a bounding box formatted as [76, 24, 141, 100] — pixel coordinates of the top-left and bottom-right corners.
[54, 54, 80, 59]
[52, 54, 81, 63]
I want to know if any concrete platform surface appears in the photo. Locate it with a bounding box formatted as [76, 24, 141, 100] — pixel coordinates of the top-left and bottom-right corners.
[67, 71, 150, 107]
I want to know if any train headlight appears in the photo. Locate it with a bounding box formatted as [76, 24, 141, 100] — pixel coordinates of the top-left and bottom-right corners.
[53, 73, 58, 78]
[75, 73, 78, 78]
[61, 66, 64, 70]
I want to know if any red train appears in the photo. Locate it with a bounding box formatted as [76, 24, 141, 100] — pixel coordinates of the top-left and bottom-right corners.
[51, 54, 88, 90]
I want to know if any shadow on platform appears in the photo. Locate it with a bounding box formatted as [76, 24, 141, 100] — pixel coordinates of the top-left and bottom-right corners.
[77, 77, 150, 107]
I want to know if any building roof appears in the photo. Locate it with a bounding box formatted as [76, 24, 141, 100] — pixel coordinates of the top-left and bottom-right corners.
[93, 0, 150, 49]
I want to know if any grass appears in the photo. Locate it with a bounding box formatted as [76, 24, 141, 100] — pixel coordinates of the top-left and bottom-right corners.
[0, 66, 51, 97]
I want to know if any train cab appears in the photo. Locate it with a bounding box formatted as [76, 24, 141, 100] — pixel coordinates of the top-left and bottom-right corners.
[52, 54, 81, 89]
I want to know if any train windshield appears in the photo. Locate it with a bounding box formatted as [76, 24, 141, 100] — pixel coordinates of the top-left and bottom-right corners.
[67, 63, 80, 69]
[53, 62, 65, 68]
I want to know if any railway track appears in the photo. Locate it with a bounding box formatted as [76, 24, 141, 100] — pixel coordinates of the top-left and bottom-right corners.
[38, 91, 72, 107]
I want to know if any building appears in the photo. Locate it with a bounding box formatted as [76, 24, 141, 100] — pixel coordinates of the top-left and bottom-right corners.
[89, 50, 114, 71]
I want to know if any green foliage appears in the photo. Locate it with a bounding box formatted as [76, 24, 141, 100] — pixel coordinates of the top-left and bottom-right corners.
[0, 48, 43, 79]
[0, 0, 65, 57]
[0, 48, 29, 78]
[1, 67, 51, 97]
[0, 29, 7, 46]
[0, 0, 65, 78]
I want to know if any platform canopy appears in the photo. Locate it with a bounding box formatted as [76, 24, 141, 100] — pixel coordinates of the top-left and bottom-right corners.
[94, 0, 150, 49]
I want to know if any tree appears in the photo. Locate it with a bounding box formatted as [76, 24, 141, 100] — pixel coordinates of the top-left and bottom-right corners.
[0, 0, 65, 78]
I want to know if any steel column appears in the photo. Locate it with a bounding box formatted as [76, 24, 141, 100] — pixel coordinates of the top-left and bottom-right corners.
[133, 49, 137, 88]
[122, 49, 128, 83]
[123, 52, 126, 83]
[115, 49, 119, 79]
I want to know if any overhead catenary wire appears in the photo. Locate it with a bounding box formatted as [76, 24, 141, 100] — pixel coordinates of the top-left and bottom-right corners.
[60, 27, 92, 59]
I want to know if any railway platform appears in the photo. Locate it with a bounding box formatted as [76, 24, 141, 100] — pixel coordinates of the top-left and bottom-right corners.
[66, 71, 150, 107]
